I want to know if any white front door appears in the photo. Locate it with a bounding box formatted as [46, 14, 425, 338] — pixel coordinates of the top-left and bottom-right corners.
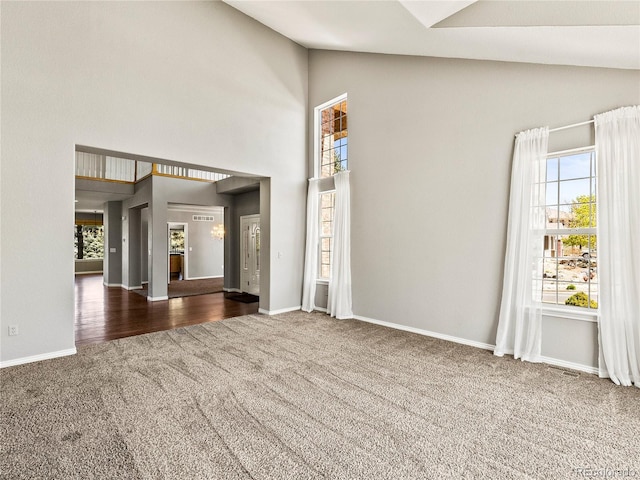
[240, 214, 260, 295]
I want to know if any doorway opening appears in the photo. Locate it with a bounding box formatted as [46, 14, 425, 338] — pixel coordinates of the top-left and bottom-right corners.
[168, 223, 187, 282]
[74, 146, 264, 345]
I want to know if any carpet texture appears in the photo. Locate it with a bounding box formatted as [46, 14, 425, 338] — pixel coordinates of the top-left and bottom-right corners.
[133, 277, 224, 299]
[1, 311, 638, 479]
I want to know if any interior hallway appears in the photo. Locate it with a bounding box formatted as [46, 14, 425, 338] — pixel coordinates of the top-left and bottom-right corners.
[75, 274, 258, 346]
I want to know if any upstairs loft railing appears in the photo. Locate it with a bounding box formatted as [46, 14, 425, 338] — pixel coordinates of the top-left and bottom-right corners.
[75, 152, 229, 184]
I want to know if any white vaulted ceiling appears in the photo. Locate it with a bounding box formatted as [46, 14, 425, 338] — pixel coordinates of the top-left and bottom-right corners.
[223, 0, 640, 69]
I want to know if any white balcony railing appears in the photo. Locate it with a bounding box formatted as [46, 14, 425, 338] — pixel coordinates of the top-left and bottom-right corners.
[75, 152, 228, 184]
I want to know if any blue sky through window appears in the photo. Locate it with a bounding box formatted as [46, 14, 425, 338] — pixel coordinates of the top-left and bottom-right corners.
[545, 152, 595, 210]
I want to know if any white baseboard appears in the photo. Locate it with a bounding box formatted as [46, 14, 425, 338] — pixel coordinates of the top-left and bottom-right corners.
[352, 314, 598, 375]
[104, 283, 123, 288]
[125, 285, 143, 291]
[147, 296, 168, 302]
[539, 355, 598, 375]
[223, 288, 243, 293]
[353, 314, 495, 351]
[258, 305, 301, 315]
[142, 281, 149, 285]
[187, 275, 223, 280]
[75, 270, 103, 275]
[0, 348, 77, 369]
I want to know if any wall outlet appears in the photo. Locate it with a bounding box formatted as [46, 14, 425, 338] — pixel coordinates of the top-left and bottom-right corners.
[8, 325, 18, 336]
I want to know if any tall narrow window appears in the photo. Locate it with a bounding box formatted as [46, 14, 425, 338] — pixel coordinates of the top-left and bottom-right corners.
[315, 94, 348, 280]
[318, 96, 348, 178]
[319, 192, 335, 279]
[542, 149, 598, 309]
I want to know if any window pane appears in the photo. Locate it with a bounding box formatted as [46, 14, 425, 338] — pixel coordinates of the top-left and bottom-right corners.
[318, 97, 348, 178]
[559, 178, 590, 205]
[542, 280, 558, 304]
[559, 153, 591, 180]
[321, 264, 331, 279]
[82, 225, 104, 259]
[546, 182, 558, 205]
[588, 234, 598, 257]
[546, 157, 559, 182]
[318, 192, 335, 279]
[321, 193, 334, 208]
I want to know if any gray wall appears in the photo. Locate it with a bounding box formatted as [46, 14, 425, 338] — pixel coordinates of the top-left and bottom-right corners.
[167, 208, 225, 279]
[308, 50, 640, 369]
[141, 208, 149, 283]
[74, 259, 103, 274]
[103, 201, 123, 286]
[1, 1, 307, 363]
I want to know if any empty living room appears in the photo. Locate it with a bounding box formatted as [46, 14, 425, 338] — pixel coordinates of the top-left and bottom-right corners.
[1, 1, 638, 478]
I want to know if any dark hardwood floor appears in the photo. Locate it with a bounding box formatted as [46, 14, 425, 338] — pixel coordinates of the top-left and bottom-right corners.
[75, 274, 259, 346]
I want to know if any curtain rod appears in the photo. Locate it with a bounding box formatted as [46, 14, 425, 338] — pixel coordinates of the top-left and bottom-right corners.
[549, 119, 594, 133]
[515, 119, 594, 137]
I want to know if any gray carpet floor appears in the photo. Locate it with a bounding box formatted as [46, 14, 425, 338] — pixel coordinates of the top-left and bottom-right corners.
[1, 311, 638, 479]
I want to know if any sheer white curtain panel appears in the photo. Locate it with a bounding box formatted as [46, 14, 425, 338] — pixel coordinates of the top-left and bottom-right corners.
[495, 127, 549, 362]
[595, 105, 640, 387]
[328, 171, 353, 319]
[302, 178, 320, 312]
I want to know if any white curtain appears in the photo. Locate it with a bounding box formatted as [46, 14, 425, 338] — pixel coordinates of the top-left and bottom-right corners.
[328, 171, 353, 319]
[595, 105, 640, 387]
[495, 127, 549, 362]
[301, 178, 320, 312]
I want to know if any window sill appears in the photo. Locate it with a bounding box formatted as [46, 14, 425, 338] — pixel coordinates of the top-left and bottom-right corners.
[316, 279, 329, 285]
[541, 305, 598, 323]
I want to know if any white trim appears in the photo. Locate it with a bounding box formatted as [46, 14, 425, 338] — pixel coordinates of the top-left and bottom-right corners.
[314, 307, 328, 313]
[104, 283, 124, 288]
[0, 348, 77, 369]
[223, 287, 243, 293]
[74, 270, 103, 275]
[147, 296, 168, 302]
[316, 279, 329, 286]
[352, 314, 599, 375]
[186, 275, 223, 280]
[125, 285, 143, 291]
[547, 145, 595, 157]
[258, 306, 302, 315]
[542, 306, 598, 323]
[142, 281, 149, 285]
[353, 315, 495, 351]
[539, 355, 598, 375]
[548, 119, 594, 133]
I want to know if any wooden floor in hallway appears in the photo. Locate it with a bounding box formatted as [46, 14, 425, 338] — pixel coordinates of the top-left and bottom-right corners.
[75, 274, 259, 346]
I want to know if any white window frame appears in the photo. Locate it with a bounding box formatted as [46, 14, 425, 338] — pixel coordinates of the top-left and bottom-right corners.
[314, 92, 348, 179]
[314, 93, 347, 283]
[541, 145, 599, 323]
